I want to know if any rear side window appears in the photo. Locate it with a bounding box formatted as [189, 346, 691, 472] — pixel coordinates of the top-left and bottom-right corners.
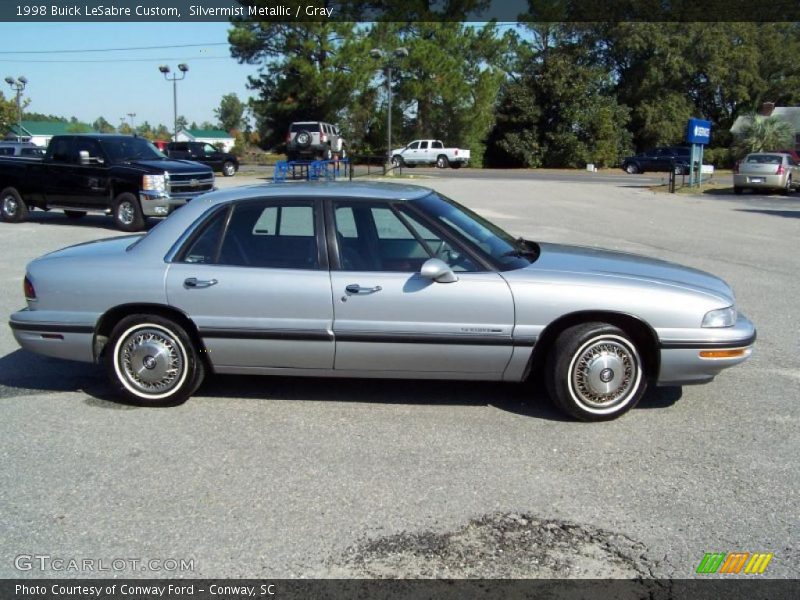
[419, 141, 429, 150]
[218, 202, 318, 269]
[431, 141, 443, 149]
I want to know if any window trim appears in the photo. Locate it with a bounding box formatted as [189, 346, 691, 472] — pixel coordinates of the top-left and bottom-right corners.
[169, 197, 329, 270]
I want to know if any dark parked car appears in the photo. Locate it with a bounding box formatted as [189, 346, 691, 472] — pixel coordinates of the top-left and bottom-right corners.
[621, 147, 691, 175]
[0, 134, 214, 231]
[0, 141, 45, 157]
[167, 141, 239, 177]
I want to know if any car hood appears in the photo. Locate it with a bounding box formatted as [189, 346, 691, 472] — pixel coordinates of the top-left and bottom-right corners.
[123, 158, 213, 174]
[519, 242, 733, 302]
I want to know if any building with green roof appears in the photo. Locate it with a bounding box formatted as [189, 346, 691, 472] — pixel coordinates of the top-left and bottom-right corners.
[6, 120, 96, 147]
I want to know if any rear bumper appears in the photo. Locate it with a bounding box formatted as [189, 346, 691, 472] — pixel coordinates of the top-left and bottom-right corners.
[733, 173, 787, 189]
[657, 315, 756, 386]
[9, 308, 96, 363]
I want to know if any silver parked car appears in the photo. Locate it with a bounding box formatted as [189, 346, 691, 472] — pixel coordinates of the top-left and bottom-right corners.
[733, 152, 799, 195]
[8, 182, 755, 421]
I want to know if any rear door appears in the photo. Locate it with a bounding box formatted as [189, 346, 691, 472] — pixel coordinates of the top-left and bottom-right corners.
[166, 198, 335, 371]
[42, 137, 75, 206]
[328, 199, 515, 377]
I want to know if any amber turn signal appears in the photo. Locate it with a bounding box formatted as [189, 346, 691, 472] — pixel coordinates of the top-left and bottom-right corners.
[699, 348, 748, 359]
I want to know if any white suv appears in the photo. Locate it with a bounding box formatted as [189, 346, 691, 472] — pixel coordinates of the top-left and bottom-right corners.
[286, 121, 345, 161]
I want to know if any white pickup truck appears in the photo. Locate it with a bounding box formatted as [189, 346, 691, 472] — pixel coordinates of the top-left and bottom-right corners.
[391, 140, 470, 169]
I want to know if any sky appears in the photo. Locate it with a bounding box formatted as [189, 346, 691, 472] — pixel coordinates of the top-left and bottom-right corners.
[0, 22, 261, 130]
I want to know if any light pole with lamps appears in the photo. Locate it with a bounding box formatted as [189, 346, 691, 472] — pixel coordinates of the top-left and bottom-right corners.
[158, 63, 188, 141]
[369, 47, 408, 166]
[4, 75, 27, 133]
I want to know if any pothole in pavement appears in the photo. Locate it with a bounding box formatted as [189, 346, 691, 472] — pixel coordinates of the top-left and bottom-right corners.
[331, 512, 662, 579]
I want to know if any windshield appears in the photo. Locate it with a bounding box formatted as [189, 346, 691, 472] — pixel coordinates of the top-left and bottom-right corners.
[413, 192, 538, 270]
[101, 137, 165, 162]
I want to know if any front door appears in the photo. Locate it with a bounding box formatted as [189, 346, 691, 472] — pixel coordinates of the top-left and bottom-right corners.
[328, 200, 515, 377]
[165, 198, 334, 371]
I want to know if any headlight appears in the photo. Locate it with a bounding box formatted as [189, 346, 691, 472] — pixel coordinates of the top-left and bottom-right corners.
[142, 174, 167, 193]
[702, 306, 737, 328]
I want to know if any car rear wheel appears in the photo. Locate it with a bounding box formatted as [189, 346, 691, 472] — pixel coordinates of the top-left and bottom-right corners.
[546, 322, 647, 421]
[64, 210, 86, 219]
[624, 163, 639, 174]
[781, 176, 792, 195]
[222, 161, 236, 177]
[0, 187, 28, 223]
[106, 314, 205, 406]
[112, 192, 145, 232]
[436, 155, 450, 169]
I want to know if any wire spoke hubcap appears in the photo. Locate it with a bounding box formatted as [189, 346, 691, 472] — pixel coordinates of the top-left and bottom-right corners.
[571, 337, 639, 408]
[118, 328, 183, 395]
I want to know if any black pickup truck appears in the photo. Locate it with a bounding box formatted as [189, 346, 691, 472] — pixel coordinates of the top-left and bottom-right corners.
[0, 134, 214, 231]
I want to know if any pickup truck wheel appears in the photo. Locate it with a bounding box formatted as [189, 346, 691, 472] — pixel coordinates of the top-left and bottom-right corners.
[436, 155, 450, 169]
[222, 161, 236, 177]
[391, 155, 405, 167]
[64, 210, 86, 219]
[624, 163, 639, 174]
[113, 192, 145, 232]
[323, 147, 333, 161]
[546, 322, 646, 421]
[106, 314, 205, 407]
[1, 187, 28, 223]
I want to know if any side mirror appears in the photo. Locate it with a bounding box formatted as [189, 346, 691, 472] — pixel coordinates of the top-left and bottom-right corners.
[79, 150, 103, 165]
[420, 258, 458, 283]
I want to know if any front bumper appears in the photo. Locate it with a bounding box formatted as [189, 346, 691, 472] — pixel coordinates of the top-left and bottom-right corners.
[657, 314, 756, 386]
[139, 191, 205, 217]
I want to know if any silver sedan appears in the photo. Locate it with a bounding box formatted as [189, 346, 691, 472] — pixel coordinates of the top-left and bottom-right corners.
[8, 182, 755, 420]
[734, 152, 799, 194]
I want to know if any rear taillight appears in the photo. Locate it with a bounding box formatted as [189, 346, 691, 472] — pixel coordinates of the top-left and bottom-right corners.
[454, 149, 459, 156]
[286, 131, 291, 143]
[776, 164, 785, 175]
[24, 276, 36, 301]
[733, 161, 739, 174]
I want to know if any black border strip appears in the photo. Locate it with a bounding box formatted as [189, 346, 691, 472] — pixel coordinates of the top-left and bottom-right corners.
[659, 332, 756, 350]
[8, 321, 94, 334]
[199, 328, 333, 342]
[199, 328, 536, 347]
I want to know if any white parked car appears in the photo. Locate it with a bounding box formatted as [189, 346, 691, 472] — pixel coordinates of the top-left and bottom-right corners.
[391, 140, 470, 169]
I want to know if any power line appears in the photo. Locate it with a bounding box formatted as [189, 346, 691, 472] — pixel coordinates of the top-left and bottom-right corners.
[0, 56, 233, 64]
[0, 42, 229, 55]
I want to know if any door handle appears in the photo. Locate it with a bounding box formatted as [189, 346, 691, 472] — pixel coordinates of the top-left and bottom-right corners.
[184, 277, 218, 289]
[345, 283, 382, 295]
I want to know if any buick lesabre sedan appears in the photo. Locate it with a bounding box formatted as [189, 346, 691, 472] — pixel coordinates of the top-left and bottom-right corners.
[8, 182, 755, 420]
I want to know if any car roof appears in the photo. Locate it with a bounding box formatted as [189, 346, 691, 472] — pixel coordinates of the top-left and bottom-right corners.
[200, 181, 433, 205]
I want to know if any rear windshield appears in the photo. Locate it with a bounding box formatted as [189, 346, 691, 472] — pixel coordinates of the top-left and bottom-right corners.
[746, 154, 782, 164]
[290, 123, 320, 132]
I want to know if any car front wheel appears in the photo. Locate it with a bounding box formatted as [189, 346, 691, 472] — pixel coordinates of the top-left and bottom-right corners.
[112, 192, 145, 232]
[0, 187, 28, 223]
[546, 322, 646, 421]
[222, 161, 236, 177]
[624, 163, 639, 174]
[106, 314, 205, 406]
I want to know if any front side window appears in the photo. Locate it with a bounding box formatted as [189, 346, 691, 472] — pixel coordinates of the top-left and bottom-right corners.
[408, 142, 420, 150]
[203, 143, 217, 154]
[333, 202, 477, 272]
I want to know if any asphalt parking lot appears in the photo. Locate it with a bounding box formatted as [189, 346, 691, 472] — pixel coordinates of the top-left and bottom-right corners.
[0, 173, 797, 580]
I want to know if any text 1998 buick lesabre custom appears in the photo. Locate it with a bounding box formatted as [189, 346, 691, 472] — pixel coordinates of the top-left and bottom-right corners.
[8, 182, 755, 420]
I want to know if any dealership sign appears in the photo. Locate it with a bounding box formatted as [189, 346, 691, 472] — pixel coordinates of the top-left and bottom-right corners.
[686, 118, 712, 145]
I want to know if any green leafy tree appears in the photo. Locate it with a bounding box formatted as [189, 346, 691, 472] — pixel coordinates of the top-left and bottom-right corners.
[93, 116, 116, 133]
[176, 115, 189, 131]
[215, 93, 246, 133]
[21, 112, 66, 122]
[66, 117, 93, 133]
[734, 113, 793, 155]
[0, 92, 18, 135]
